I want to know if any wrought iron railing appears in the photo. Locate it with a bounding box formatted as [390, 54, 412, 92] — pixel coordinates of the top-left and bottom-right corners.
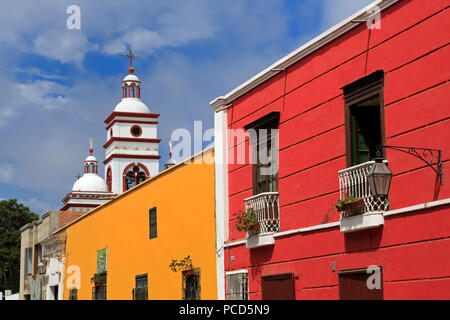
[244, 192, 280, 236]
[338, 161, 389, 218]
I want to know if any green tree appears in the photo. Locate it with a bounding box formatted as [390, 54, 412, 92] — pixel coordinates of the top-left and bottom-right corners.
[0, 199, 39, 293]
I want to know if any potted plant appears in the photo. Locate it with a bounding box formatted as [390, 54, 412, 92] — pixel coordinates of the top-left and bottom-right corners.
[335, 194, 365, 212]
[90, 273, 105, 286]
[236, 208, 259, 232]
[169, 255, 193, 273]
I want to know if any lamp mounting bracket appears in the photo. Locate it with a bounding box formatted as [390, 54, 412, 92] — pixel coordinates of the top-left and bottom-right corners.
[374, 145, 443, 185]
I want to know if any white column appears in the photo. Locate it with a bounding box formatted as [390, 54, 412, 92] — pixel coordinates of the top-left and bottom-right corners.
[213, 102, 228, 300]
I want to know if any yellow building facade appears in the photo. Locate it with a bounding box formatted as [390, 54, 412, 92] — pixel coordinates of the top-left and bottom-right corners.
[57, 148, 217, 300]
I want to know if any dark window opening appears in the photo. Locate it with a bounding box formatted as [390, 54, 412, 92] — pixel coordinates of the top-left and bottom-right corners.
[349, 95, 382, 166]
[52, 285, 59, 300]
[136, 172, 146, 184]
[244, 112, 280, 195]
[183, 270, 200, 300]
[131, 125, 142, 137]
[92, 272, 107, 300]
[149, 207, 157, 239]
[125, 171, 135, 190]
[33, 244, 42, 275]
[132, 274, 148, 300]
[343, 70, 386, 167]
[69, 288, 77, 300]
[124, 165, 148, 191]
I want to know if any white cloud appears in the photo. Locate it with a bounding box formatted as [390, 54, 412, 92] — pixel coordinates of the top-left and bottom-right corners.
[15, 80, 71, 111]
[0, 163, 13, 183]
[102, 28, 162, 55]
[14, 68, 67, 80]
[102, 2, 218, 55]
[0, 108, 16, 128]
[33, 29, 98, 66]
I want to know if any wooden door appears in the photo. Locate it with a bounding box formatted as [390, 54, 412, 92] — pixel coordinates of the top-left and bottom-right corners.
[261, 273, 295, 300]
[339, 268, 383, 300]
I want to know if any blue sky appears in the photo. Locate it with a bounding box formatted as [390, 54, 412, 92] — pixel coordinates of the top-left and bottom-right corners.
[0, 0, 374, 214]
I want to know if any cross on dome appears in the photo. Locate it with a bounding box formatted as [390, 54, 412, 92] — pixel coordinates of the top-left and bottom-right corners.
[122, 48, 139, 68]
[119, 48, 146, 105]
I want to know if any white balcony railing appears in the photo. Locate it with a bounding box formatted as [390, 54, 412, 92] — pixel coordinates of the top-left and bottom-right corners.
[338, 160, 389, 218]
[244, 192, 280, 236]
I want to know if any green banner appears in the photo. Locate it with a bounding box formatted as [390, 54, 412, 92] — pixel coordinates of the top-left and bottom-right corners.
[97, 248, 107, 273]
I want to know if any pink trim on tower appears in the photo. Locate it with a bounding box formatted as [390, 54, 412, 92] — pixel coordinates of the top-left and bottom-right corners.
[104, 112, 160, 124]
[103, 154, 161, 165]
[103, 137, 161, 149]
[105, 119, 159, 130]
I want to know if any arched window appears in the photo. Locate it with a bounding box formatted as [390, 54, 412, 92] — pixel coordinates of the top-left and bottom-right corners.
[123, 164, 149, 191]
[106, 167, 112, 192]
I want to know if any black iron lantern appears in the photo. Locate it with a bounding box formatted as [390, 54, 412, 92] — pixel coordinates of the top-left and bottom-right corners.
[367, 158, 392, 198]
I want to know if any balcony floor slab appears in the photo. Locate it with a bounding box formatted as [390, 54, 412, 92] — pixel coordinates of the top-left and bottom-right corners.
[246, 232, 275, 249]
[340, 211, 384, 233]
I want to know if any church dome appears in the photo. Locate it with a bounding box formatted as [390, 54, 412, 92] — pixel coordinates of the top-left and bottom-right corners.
[85, 155, 97, 162]
[114, 98, 150, 113]
[115, 63, 150, 113]
[123, 74, 140, 82]
[72, 173, 109, 192]
[71, 138, 108, 193]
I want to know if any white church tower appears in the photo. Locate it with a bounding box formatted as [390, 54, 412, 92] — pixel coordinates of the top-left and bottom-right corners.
[103, 50, 161, 194]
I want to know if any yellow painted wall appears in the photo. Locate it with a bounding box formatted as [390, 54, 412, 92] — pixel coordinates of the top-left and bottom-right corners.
[61, 149, 216, 300]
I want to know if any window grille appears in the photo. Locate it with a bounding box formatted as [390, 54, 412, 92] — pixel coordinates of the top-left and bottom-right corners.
[132, 274, 148, 300]
[149, 207, 157, 239]
[226, 272, 249, 300]
[69, 288, 77, 300]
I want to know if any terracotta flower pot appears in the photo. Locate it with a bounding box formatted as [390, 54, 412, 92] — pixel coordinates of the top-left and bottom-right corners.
[248, 221, 260, 230]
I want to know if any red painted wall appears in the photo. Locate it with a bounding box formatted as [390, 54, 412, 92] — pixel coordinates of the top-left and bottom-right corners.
[225, 0, 450, 299]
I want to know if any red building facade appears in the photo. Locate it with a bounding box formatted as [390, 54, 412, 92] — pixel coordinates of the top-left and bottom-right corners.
[212, 0, 449, 300]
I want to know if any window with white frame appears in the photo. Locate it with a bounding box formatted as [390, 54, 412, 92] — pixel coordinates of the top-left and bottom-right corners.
[226, 271, 249, 300]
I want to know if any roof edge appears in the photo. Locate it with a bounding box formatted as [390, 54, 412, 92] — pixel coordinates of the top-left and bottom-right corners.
[53, 146, 214, 235]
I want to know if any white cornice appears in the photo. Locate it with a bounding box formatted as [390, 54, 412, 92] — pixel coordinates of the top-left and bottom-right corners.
[209, 0, 400, 110]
